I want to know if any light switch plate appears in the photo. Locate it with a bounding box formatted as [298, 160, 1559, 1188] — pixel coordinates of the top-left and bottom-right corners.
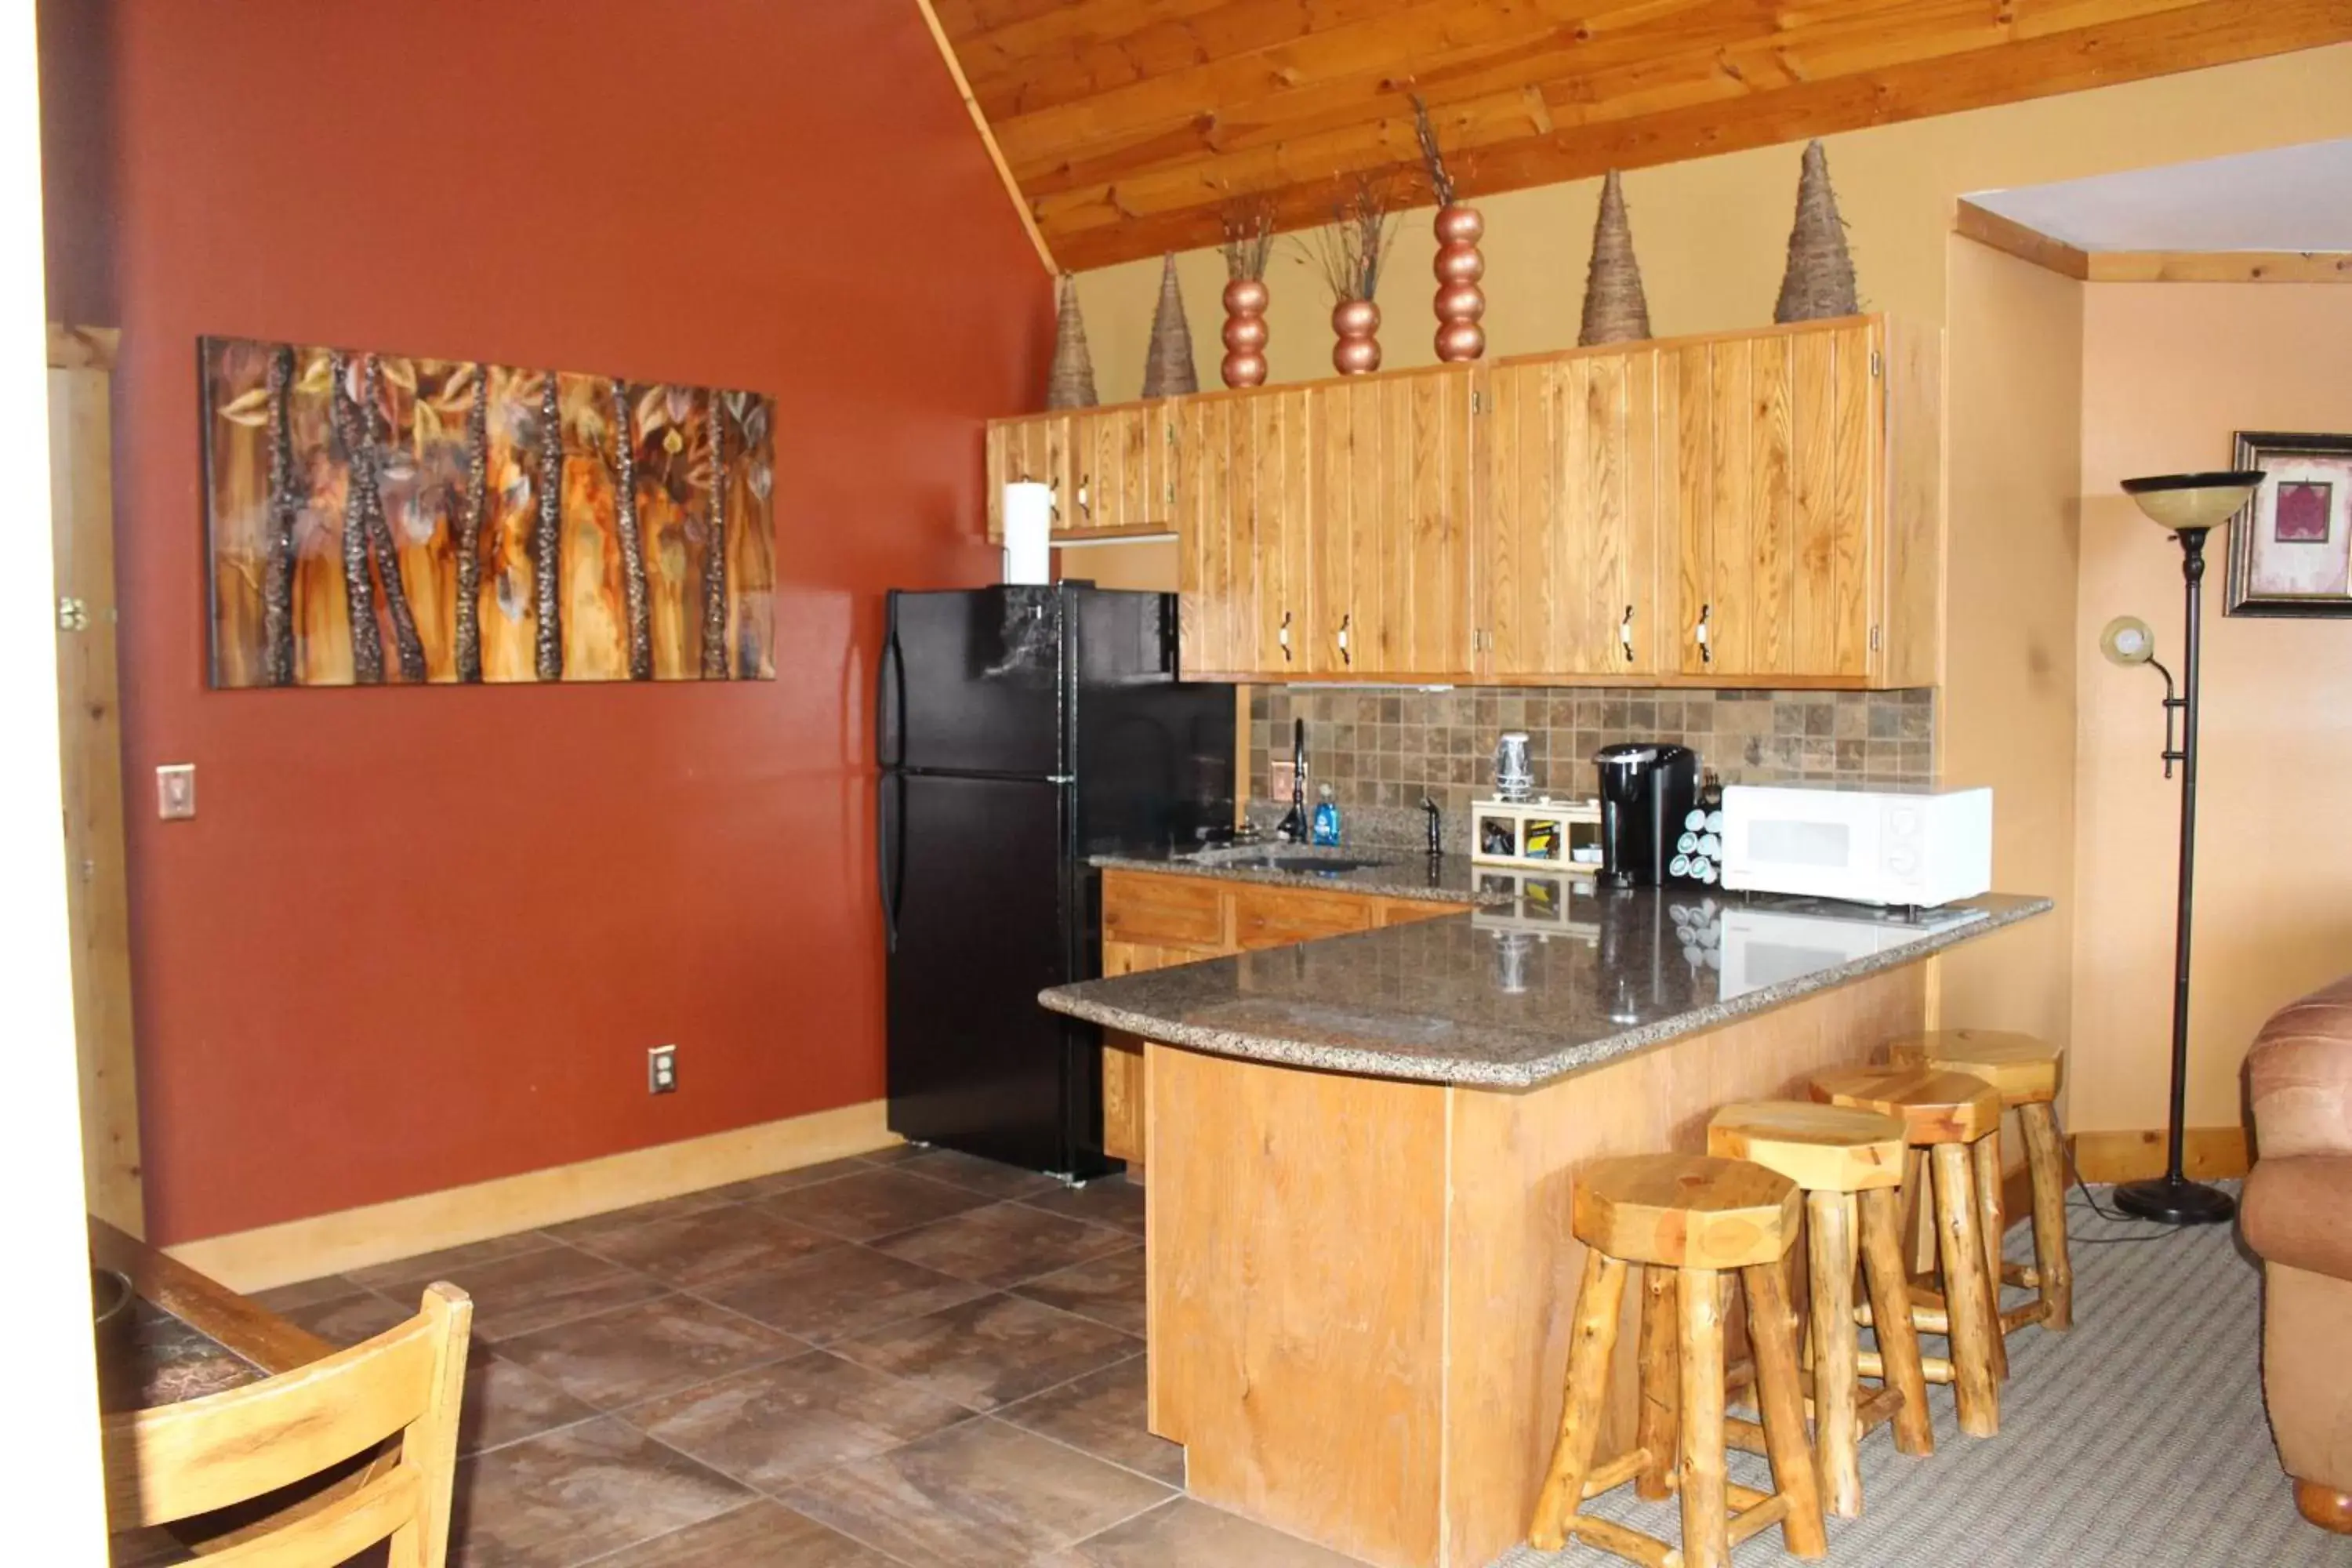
[156, 764, 196, 820]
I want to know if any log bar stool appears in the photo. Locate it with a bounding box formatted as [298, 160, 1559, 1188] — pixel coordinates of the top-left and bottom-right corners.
[1708, 1102, 1935, 1518]
[1530, 1154, 1828, 1568]
[1809, 1066, 2006, 1437]
[1888, 1029, 2074, 1333]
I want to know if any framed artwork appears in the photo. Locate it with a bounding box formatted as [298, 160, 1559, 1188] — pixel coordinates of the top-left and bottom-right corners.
[2224, 430, 2352, 619]
[202, 336, 777, 687]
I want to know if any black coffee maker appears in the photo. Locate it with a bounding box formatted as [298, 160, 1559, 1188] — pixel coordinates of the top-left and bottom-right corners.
[1592, 742, 1700, 888]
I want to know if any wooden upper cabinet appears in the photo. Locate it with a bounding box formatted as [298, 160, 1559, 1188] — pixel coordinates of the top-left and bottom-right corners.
[1302, 366, 1476, 680]
[990, 314, 1940, 688]
[988, 405, 1179, 541]
[1071, 402, 1178, 535]
[1180, 388, 1314, 681]
[1662, 317, 1940, 686]
[985, 412, 1072, 543]
[1477, 347, 1664, 679]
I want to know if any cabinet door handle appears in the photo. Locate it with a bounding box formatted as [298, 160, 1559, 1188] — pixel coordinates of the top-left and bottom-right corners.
[1076, 472, 1091, 519]
[1620, 605, 1635, 661]
[1338, 613, 1352, 666]
[1696, 604, 1712, 665]
[1279, 610, 1293, 662]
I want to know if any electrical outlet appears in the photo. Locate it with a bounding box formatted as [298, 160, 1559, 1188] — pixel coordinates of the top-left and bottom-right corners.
[156, 764, 196, 820]
[1269, 759, 1298, 800]
[647, 1044, 677, 1094]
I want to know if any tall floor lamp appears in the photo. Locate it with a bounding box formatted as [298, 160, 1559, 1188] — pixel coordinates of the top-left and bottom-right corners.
[2096, 468, 2265, 1225]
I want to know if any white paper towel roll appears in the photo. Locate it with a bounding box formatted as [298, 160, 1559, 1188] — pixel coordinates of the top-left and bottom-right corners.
[1002, 481, 1053, 586]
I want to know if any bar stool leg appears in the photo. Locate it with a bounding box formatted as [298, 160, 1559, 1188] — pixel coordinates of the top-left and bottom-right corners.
[1675, 1265, 1730, 1568]
[1970, 1127, 2009, 1381]
[1635, 1265, 1679, 1501]
[1857, 1185, 1934, 1456]
[1930, 1142, 2001, 1437]
[1741, 1260, 1829, 1559]
[1805, 1191, 1862, 1517]
[1530, 1250, 1630, 1552]
[2020, 1102, 2074, 1330]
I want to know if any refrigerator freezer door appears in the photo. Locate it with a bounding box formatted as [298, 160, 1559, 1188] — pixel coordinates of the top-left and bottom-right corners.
[884, 587, 1066, 778]
[1066, 585, 1234, 855]
[884, 771, 1094, 1174]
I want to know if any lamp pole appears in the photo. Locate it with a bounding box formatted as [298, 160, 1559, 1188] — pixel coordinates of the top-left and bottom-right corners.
[2114, 524, 2234, 1225]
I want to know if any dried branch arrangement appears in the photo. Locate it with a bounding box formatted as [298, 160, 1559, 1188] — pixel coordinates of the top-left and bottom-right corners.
[1298, 176, 1400, 304]
[1220, 196, 1276, 283]
[1411, 95, 1456, 209]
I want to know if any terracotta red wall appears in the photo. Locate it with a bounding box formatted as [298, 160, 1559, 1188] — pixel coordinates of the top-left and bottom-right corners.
[40, 2, 1047, 1243]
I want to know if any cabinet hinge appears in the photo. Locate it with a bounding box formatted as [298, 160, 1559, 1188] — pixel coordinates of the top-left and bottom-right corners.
[1869, 350, 1883, 379]
[57, 596, 88, 632]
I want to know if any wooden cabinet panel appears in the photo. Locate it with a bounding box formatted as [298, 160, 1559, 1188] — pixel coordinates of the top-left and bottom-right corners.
[1665, 320, 1885, 683]
[1102, 869, 1228, 948]
[1479, 349, 1662, 677]
[985, 412, 1073, 543]
[1072, 402, 1178, 534]
[1180, 389, 1313, 680]
[1373, 898, 1474, 927]
[1400, 367, 1477, 676]
[1234, 885, 1377, 946]
[1308, 376, 1387, 674]
[1247, 390, 1316, 679]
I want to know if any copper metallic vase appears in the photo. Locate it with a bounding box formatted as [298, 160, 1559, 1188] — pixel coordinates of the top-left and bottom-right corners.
[1331, 298, 1382, 376]
[1432, 204, 1486, 362]
[1221, 278, 1269, 388]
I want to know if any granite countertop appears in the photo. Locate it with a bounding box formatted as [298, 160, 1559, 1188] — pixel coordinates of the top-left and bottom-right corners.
[1043, 884, 2053, 1089]
[1091, 844, 1523, 904]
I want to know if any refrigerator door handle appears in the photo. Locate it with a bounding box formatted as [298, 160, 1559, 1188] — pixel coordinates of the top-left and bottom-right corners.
[877, 771, 905, 953]
[877, 599, 906, 770]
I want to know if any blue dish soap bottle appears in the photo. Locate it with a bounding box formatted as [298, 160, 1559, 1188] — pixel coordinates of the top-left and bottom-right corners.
[1311, 785, 1342, 847]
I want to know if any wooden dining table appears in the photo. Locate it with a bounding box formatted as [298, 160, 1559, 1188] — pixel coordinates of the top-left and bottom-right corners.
[91, 1218, 383, 1563]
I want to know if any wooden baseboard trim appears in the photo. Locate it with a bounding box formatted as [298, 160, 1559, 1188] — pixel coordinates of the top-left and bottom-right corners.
[2068, 1125, 2249, 1185]
[170, 1099, 897, 1293]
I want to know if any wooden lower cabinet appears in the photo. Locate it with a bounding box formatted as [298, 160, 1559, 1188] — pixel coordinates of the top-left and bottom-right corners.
[1097, 869, 1472, 1167]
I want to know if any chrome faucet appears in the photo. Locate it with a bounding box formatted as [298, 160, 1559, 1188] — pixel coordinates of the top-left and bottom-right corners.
[1276, 718, 1308, 843]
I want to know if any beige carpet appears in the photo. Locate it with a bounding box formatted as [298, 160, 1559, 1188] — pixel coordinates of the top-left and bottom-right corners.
[1492, 1185, 2339, 1568]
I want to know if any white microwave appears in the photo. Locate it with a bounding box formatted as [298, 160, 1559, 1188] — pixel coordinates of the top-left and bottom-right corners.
[1719, 786, 1992, 908]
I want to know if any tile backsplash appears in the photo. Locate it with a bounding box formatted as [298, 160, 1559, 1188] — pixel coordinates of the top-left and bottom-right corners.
[1247, 686, 1936, 852]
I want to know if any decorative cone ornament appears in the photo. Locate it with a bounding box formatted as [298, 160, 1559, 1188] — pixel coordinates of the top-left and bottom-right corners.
[1045, 274, 1098, 409]
[1141, 254, 1199, 398]
[1774, 140, 1860, 324]
[1578, 171, 1651, 346]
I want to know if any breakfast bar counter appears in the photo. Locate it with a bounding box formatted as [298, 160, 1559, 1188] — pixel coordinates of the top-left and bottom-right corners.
[1039, 882, 2051, 1568]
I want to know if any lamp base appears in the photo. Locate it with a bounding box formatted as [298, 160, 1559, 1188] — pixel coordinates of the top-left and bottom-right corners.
[2111, 1174, 2237, 1226]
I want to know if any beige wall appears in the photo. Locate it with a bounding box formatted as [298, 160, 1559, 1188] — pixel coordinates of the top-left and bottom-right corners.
[2072, 284, 2352, 1135]
[1936, 240, 2085, 1073]
[1065, 45, 2352, 403]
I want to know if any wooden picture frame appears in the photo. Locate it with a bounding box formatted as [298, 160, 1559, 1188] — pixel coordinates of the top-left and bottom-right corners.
[2225, 430, 2352, 619]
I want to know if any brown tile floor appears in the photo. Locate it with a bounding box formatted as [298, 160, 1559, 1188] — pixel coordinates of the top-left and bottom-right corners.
[263, 1146, 1365, 1568]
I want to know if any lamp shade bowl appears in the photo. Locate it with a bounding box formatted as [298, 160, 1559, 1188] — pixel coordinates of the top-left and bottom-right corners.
[2119, 470, 2264, 534]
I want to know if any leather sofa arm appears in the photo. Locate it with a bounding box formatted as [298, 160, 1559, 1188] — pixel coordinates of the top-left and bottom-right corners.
[2242, 1153, 2352, 1281]
[2245, 977, 2352, 1160]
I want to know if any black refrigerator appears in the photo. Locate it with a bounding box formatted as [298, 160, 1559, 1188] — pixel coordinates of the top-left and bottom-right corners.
[877, 583, 1234, 1179]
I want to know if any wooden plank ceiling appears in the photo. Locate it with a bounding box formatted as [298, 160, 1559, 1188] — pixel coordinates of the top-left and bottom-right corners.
[933, 0, 2352, 271]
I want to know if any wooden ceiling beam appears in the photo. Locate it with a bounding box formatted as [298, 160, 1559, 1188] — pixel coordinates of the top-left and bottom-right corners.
[1024, 0, 2352, 271]
[1010, 0, 2042, 205]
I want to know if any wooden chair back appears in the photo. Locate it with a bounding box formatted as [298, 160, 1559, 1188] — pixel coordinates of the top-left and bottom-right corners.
[103, 1282, 471, 1568]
